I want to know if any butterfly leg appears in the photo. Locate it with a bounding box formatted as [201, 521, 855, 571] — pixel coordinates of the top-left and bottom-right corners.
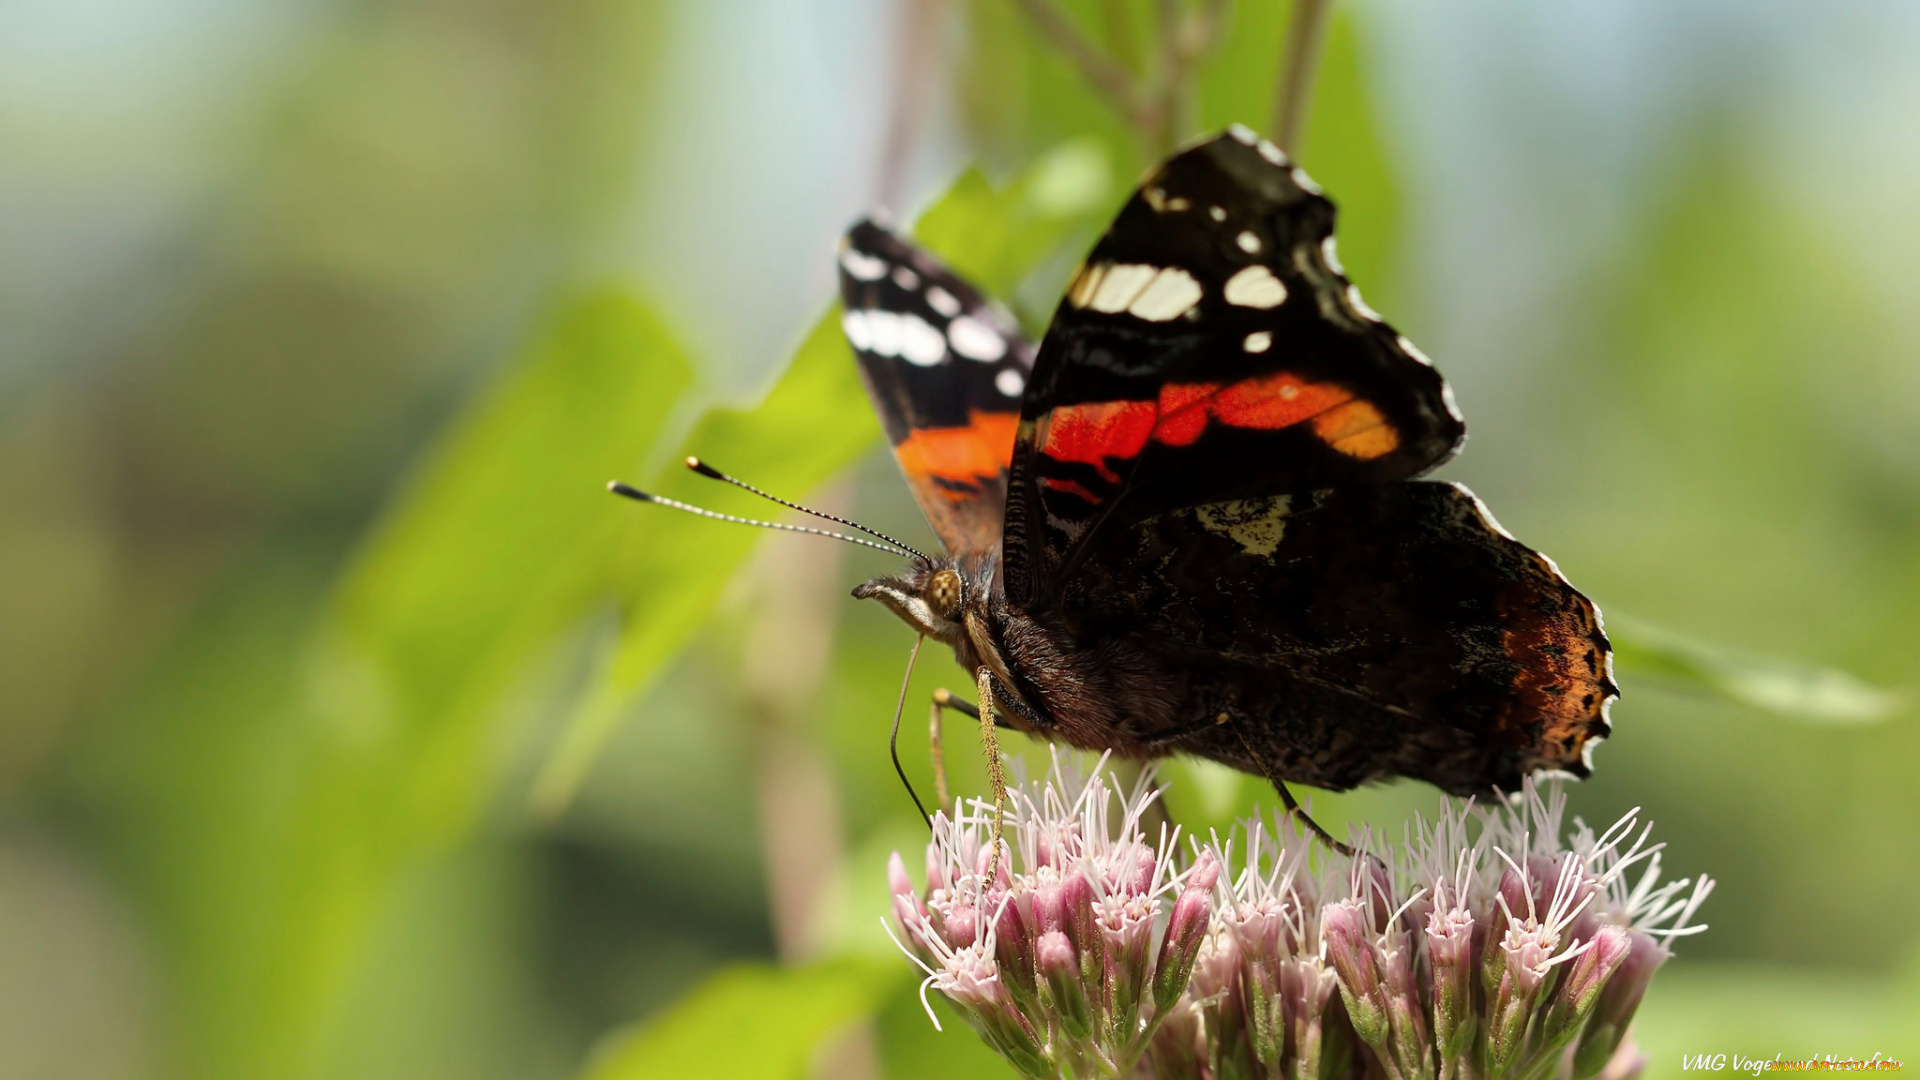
[1137, 711, 1238, 749]
[926, 689, 969, 815]
[1215, 714, 1357, 857]
[927, 687, 1027, 817]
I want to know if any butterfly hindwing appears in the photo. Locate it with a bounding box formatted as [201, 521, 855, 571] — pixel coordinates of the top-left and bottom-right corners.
[1003, 127, 1465, 600]
[838, 220, 1035, 555]
[1060, 480, 1615, 794]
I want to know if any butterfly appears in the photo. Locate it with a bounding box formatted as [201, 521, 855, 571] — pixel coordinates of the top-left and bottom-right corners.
[833, 125, 1616, 823]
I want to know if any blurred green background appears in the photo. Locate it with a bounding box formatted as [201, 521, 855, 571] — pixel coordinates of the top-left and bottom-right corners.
[3, 1, 1916, 1077]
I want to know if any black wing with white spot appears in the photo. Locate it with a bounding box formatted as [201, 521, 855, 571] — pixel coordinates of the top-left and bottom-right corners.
[1000, 126, 1467, 602]
[838, 219, 1036, 556]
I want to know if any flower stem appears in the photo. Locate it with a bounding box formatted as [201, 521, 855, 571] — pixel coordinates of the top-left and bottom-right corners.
[1010, 0, 1150, 126]
[1272, 0, 1337, 154]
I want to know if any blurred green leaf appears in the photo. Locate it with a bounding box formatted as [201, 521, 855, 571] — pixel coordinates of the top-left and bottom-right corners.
[119, 287, 699, 1076]
[577, 960, 900, 1080]
[1608, 613, 1905, 724]
[315, 286, 695, 845]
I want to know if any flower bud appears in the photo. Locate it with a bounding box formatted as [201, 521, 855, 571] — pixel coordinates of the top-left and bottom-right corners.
[1542, 924, 1633, 1044]
[1284, 957, 1338, 1080]
[1031, 875, 1065, 936]
[1574, 931, 1670, 1077]
[1100, 894, 1156, 1045]
[994, 893, 1041, 1012]
[1380, 937, 1432, 1079]
[1480, 864, 1530, 996]
[1152, 850, 1218, 1011]
[1322, 899, 1389, 1046]
[943, 903, 979, 951]
[1060, 869, 1109, 1020]
[1486, 919, 1558, 1076]
[1426, 904, 1478, 1066]
[1038, 929, 1094, 1040]
[1242, 953, 1285, 1068]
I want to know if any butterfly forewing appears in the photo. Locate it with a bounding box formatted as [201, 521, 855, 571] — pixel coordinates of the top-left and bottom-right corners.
[838, 219, 1036, 556]
[1003, 128, 1465, 600]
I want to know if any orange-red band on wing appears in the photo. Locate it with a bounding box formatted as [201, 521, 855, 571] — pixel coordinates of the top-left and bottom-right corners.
[1038, 372, 1399, 488]
[1037, 400, 1158, 482]
[893, 409, 1021, 501]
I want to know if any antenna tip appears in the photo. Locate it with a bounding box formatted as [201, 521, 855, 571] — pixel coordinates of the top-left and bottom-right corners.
[685, 457, 723, 479]
[608, 481, 648, 501]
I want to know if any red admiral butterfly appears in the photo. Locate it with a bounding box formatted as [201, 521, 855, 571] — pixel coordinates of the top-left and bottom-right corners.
[619, 126, 1616, 842]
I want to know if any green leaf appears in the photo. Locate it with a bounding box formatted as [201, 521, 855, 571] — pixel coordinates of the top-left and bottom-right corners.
[577, 960, 901, 1080]
[1607, 613, 1905, 724]
[66, 288, 698, 1079]
[312, 286, 695, 844]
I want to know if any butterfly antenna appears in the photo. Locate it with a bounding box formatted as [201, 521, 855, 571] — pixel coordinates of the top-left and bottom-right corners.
[607, 482, 919, 559]
[684, 457, 930, 564]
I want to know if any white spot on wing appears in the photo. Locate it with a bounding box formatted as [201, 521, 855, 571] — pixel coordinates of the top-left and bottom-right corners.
[1257, 140, 1288, 166]
[1223, 265, 1287, 309]
[1228, 123, 1258, 145]
[1208, 206, 1227, 222]
[1292, 167, 1324, 196]
[866, 309, 902, 356]
[1320, 235, 1344, 275]
[840, 248, 887, 281]
[1127, 268, 1204, 322]
[1243, 331, 1272, 353]
[995, 368, 1025, 398]
[1089, 263, 1158, 313]
[892, 266, 920, 289]
[926, 286, 961, 317]
[1236, 231, 1262, 255]
[1143, 188, 1192, 213]
[1346, 283, 1381, 321]
[947, 315, 1008, 362]
[898, 313, 948, 365]
[841, 309, 872, 350]
[1067, 263, 1106, 308]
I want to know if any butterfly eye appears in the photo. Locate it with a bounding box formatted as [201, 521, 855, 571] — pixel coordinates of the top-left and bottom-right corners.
[927, 570, 964, 621]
